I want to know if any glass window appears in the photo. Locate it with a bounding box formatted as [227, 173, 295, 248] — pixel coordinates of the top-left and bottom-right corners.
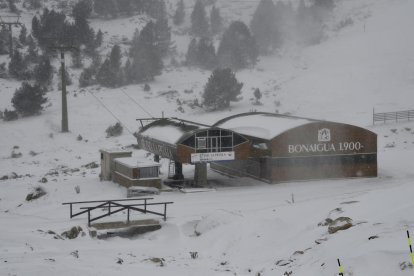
[197, 137, 207, 149]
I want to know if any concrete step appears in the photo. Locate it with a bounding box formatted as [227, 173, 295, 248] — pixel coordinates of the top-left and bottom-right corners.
[89, 219, 161, 239]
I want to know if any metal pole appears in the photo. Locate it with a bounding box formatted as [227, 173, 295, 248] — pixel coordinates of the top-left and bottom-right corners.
[60, 51, 69, 132]
[8, 24, 12, 57]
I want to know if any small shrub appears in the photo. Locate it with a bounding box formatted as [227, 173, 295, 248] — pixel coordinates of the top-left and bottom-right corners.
[253, 88, 262, 105]
[106, 122, 123, 137]
[3, 109, 18, 121]
[144, 83, 151, 91]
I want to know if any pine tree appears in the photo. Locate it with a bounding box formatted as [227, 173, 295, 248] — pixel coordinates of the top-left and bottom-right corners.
[94, 0, 118, 18]
[34, 55, 53, 89]
[274, 1, 295, 42]
[127, 46, 162, 83]
[191, 0, 209, 37]
[72, 0, 93, 22]
[25, 35, 38, 63]
[8, 50, 26, 79]
[79, 67, 96, 87]
[154, 18, 171, 57]
[97, 44, 122, 87]
[253, 88, 262, 105]
[19, 25, 27, 45]
[202, 68, 243, 110]
[109, 44, 122, 69]
[210, 5, 222, 35]
[12, 82, 47, 116]
[95, 29, 103, 47]
[313, 0, 334, 10]
[96, 59, 114, 87]
[296, 0, 324, 45]
[0, 27, 10, 55]
[71, 50, 82, 68]
[250, 0, 280, 54]
[173, 0, 185, 26]
[197, 37, 216, 69]
[32, 9, 72, 49]
[217, 21, 257, 70]
[0, 62, 7, 78]
[8, 0, 18, 13]
[145, 0, 167, 21]
[72, 0, 95, 47]
[126, 22, 163, 83]
[117, 0, 133, 16]
[31, 16, 41, 39]
[185, 38, 198, 66]
[25, 0, 42, 9]
[186, 37, 216, 69]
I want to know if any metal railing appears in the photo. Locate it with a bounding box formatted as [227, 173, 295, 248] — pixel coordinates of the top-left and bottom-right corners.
[373, 109, 414, 125]
[62, 198, 173, 226]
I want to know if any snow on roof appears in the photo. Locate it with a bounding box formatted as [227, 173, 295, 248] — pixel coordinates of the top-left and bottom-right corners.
[138, 118, 210, 145]
[139, 125, 188, 144]
[99, 148, 132, 154]
[114, 157, 160, 168]
[214, 113, 317, 140]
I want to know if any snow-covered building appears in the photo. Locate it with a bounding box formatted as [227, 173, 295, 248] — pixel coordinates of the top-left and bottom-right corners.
[135, 113, 377, 184]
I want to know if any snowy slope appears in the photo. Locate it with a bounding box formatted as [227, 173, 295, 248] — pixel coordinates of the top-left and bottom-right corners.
[1, 0, 414, 275]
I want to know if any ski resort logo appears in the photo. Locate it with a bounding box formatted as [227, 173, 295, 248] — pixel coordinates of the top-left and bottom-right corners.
[318, 128, 331, 142]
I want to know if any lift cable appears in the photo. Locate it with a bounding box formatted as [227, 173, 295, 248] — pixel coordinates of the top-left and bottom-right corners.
[122, 90, 154, 118]
[87, 90, 134, 135]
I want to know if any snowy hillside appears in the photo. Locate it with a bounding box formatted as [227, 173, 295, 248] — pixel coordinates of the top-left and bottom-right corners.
[1, 0, 414, 275]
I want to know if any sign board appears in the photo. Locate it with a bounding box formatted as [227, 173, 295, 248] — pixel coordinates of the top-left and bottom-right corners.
[191, 151, 235, 163]
[287, 128, 365, 155]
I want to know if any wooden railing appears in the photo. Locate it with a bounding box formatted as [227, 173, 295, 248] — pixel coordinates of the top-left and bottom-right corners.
[62, 198, 173, 226]
[373, 109, 414, 125]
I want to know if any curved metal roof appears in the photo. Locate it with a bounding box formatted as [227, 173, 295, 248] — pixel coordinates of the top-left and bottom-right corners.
[213, 112, 321, 140]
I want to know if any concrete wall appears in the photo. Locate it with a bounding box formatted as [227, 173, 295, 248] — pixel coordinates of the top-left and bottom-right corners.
[113, 172, 162, 189]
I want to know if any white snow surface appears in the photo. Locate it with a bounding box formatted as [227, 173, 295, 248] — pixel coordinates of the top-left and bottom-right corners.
[1, 0, 414, 275]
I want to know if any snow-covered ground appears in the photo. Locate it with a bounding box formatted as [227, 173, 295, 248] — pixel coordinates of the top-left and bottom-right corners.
[1, 0, 414, 275]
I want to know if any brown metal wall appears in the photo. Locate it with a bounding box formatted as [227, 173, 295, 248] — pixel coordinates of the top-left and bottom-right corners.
[268, 122, 377, 182]
[211, 122, 377, 183]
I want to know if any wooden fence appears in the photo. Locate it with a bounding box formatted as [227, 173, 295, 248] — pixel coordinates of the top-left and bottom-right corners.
[373, 109, 414, 125]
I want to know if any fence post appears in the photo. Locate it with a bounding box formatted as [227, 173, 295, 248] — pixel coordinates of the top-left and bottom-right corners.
[373, 107, 375, 125]
[144, 199, 147, 214]
[127, 208, 130, 224]
[88, 209, 91, 227]
[70, 203, 73, 218]
[164, 203, 167, 221]
[108, 201, 111, 215]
